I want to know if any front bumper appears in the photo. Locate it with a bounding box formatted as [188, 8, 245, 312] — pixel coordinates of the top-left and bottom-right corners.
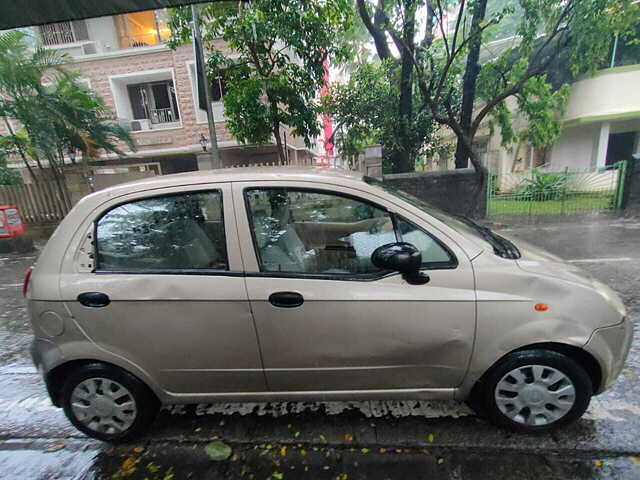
[584, 317, 634, 394]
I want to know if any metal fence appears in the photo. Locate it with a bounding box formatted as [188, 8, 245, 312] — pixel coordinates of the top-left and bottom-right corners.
[486, 161, 627, 217]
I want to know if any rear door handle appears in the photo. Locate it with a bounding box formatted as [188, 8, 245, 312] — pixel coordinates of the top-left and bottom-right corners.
[269, 291, 304, 308]
[78, 292, 110, 308]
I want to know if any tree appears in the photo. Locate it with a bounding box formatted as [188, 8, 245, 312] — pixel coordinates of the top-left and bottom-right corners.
[325, 61, 437, 171]
[353, 0, 639, 211]
[169, 0, 352, 164]
[354, 0, 429, 173]
[0, 31, 135, 200]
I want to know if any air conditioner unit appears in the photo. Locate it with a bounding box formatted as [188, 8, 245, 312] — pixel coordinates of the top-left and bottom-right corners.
[131, 119, 151, 131]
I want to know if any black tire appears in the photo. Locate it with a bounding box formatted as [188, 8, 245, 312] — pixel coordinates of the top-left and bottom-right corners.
[480, 349, 592, 433]
[61, 363, 159, 442]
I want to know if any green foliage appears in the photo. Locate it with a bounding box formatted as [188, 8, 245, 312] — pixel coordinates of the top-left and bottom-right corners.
[169, 0, 352, 162]
[0, 152, 21, 185]
[514, 170, 569, 201]
[0, 30, 135, 192]
[324, 61, 437, 171]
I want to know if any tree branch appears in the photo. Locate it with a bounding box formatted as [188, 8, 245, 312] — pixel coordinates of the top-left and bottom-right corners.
[356, 0, 393, 60]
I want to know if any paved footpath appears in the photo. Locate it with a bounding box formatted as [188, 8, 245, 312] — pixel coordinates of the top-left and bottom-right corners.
[0, 215, 639, 479]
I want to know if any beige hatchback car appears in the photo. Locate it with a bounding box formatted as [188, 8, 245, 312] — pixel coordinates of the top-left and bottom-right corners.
[26, 168, 632, 441]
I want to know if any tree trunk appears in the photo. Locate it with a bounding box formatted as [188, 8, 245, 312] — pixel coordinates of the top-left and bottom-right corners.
[467, 147, 487, 218]
[454, 0, 488, 169]
[2, 117, 37, 183]
[393, 0, 416, 174]
[272, 125, 287, 165]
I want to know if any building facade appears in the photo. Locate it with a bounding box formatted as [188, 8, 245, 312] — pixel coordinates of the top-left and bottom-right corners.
[3, 9, 315, 189]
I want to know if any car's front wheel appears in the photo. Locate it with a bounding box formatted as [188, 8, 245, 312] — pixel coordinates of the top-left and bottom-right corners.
[481, 349, 593, 433]
[61, 363, 159, 442]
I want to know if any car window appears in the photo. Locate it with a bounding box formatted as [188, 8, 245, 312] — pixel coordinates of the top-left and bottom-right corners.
[245, 188, 397, 275]
[96, 190, 227, 272]
[396, 217, 454, 266]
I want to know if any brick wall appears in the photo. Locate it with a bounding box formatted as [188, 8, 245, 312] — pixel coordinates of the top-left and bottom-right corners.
[70, 44, 235, 155]
[384, 169, 486, 218]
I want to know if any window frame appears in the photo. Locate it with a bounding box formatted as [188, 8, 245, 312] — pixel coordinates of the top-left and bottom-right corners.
[243, 186, 457, 281]
[93, 188, 230, 275]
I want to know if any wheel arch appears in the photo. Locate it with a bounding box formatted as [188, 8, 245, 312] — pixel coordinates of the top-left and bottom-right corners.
[470, 342, 602, 401]
[45, 359, 159, 407]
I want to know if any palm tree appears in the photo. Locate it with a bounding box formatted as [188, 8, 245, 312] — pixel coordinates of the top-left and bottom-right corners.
[0, 30, 136, 203]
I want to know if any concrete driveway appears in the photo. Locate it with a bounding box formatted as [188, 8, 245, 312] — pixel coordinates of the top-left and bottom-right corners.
[0, 214, 639, 479]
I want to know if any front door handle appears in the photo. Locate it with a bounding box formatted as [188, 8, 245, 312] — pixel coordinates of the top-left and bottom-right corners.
[269, 291, 304, 308]
[78, 292, 110, 308]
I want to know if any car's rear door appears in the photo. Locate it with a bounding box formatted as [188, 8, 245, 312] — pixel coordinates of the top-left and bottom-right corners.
[59, 183, 265, 397]
[234, 181, 476, 393]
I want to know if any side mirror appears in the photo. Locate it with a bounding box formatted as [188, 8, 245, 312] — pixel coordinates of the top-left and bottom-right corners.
[371, 242, 430, 285]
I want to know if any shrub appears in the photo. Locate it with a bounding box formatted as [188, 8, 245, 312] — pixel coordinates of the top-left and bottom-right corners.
[514, 170, 568, 201]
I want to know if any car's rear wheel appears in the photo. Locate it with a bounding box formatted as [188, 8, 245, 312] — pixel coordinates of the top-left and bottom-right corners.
[61, 363, 159, 442]
[481, 349, 593, 433]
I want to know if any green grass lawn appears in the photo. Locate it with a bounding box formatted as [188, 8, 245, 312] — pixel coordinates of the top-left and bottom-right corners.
[488, 193, 615, 216]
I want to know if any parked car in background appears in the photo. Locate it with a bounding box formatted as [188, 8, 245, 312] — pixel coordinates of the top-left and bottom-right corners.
[25, 168, 632, 441]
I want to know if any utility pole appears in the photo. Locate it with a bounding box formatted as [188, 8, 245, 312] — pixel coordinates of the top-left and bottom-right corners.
[192, 4, 221, 169]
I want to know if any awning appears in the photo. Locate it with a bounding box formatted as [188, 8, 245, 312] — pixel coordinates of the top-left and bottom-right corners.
[0, 1, 215, 29]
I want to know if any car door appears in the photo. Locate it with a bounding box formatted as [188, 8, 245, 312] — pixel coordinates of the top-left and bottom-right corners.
[233, 181, 476, 393]
[59, 184, 266, 396]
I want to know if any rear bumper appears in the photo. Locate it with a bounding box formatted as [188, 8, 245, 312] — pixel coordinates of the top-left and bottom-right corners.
[584, 317, 634, 394]
[30, 338, 64, 406]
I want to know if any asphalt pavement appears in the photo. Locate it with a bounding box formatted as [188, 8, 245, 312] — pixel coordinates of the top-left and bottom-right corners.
[0, 213, 639, 479]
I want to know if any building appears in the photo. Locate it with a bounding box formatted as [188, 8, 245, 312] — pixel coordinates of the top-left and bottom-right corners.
[3, 9, 316, 190]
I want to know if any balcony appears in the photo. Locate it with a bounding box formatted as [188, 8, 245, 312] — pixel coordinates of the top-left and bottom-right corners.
[563, 65, 640, 125]
[37, 9, 171, 57]
[110, 71, 182, 132]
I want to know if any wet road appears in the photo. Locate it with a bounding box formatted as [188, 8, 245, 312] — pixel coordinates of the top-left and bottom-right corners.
[1, 215, 639, 479]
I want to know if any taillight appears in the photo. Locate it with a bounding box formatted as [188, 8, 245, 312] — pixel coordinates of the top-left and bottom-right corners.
[23, 266, 33, 297]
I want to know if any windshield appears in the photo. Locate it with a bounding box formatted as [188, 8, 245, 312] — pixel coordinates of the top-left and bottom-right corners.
[363, 176, 520, 259]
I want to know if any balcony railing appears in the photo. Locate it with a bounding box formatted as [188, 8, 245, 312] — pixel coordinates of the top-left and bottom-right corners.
[40, 22, 75, 46]
[121, 33, 161, 49]
[150, 108, 177, 124]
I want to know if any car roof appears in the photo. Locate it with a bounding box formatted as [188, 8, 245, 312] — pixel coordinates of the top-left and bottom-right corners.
[97, 167, 366, 196]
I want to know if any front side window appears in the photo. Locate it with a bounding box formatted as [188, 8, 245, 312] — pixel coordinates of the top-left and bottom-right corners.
[96, 191, 227, 272]
[245, 188, 396, 275]
[245, 188, 397, 275]
[396, 217, 454, 266]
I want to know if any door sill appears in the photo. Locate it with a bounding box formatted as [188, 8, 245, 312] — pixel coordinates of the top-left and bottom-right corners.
[159, 387, 456, 405]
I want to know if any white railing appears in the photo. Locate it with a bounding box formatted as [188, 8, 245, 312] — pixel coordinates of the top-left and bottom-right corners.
[40, 22, 75, 46]
[150, 108, 177, 124]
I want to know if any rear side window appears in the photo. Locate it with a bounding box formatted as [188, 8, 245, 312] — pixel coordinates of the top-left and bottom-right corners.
[96, 190, 227, 272]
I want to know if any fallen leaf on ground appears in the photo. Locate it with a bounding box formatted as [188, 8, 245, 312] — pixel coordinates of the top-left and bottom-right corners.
[204, 441, 232, 461]
[629, 456, 640, 465]
[344, 433, 353, 441]
[46, 441, 65, 452]
[437, 458, 444, 465]
[594, 460, 603, 467]
[427, 433, 434, 443]
[280, 446, 287, 457]
[361, 448, 369, 454]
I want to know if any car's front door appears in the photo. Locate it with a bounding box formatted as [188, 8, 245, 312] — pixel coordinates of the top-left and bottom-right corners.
[234, 182, 476, 393]
[59, 184, 265, 396]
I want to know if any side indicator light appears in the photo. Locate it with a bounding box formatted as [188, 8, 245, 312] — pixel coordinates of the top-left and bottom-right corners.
[534, 303, 549, 312]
